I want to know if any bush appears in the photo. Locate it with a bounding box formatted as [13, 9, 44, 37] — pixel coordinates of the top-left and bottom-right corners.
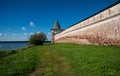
[29, 32, 47, 45]
[0, 50, 17, 58]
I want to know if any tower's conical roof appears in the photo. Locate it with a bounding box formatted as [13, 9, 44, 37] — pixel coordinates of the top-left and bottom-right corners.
[53, 20, 61, 29]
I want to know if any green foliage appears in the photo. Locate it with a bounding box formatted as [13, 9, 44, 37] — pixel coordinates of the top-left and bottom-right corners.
[29, 32, 47, 45]
[0, 50, 17, 58]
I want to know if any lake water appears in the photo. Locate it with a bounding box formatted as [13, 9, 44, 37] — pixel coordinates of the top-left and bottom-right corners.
[0, 42, 28, 50]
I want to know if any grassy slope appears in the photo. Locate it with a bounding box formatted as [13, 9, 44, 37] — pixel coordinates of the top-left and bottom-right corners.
[53, 43, 120, 76]
[0, 43, 120, 76]
[30, 45, 75, 76]
[0, 46, 45, 76]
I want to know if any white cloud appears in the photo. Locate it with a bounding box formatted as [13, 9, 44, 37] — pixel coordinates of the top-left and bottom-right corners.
[0, 33, 8, 36]
[30, 33, 34, 35]
[4, 34, 8, 36]
[0, 33, 3, 36]
[24, 33, 28, 36]
[29, 21, 35, 27]
[37, 32, 41, 34]
[22, 27, 26, 30]
[12, 34, 16, 36]
[48, 32, 51, 35]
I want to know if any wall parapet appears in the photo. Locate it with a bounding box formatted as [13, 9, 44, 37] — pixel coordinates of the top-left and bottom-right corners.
[55, 2, 120, 45]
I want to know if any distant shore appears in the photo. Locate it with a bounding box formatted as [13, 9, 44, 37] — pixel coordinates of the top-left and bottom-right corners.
[0, 41, 51, 43]
[0, 41, 28, 43]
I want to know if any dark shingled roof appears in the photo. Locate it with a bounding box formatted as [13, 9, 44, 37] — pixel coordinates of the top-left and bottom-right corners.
[53, 20, 61, 29]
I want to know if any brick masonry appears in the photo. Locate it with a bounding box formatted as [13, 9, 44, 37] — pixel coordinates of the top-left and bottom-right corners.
[54, 2, 120, 45]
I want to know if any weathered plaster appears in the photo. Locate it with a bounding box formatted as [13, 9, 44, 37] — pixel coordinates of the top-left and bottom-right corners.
[55, 3, 120, 45]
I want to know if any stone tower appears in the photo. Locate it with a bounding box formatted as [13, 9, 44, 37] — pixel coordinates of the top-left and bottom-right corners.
[51, 20, 63, 43]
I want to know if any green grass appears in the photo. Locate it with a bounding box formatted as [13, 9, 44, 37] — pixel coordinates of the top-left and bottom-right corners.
[53, 43, 120, 76]
[0, 43, 120, 76]
[0, 50, 17, 58]
[0, 46, 46, 76]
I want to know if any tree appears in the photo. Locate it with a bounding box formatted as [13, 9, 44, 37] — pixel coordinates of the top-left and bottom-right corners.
[29, 32, 47, 45]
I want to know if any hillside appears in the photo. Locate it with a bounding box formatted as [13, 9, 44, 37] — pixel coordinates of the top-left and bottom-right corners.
[0, 43, 120, 76]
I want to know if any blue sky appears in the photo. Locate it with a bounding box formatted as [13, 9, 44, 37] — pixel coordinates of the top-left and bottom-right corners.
[0, 0, 118, 41]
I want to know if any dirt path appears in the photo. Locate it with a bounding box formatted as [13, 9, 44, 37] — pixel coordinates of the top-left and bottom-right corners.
[30, 45, 75, 76]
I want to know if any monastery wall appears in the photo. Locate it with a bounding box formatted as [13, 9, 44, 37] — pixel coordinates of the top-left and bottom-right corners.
[55, 2, 120, 45]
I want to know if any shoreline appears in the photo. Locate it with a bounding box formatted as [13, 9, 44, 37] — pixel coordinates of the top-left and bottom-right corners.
[0, 41, 29, 43]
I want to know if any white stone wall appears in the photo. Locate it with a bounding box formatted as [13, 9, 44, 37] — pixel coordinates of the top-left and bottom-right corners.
[55, 3, 120, 45]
